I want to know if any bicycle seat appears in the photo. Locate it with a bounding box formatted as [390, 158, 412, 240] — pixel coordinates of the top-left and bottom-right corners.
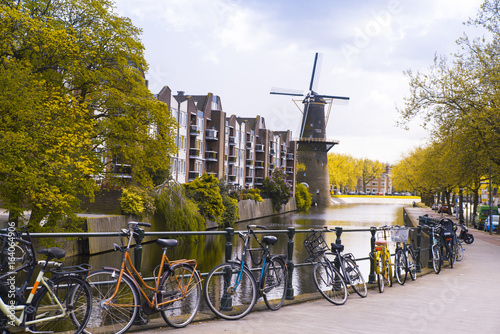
[330, 243, 344, 252]
[262, 235, 277, 245]
[157, 239, 178, 248]
[38, 247, 66, 259]
[375, 240, 387, 246]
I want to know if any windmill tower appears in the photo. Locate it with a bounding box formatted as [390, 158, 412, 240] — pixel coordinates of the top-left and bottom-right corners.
[271, 53, 349, 207]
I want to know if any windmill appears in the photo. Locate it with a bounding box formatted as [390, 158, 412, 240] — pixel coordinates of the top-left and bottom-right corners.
[270, 53, 349, 206]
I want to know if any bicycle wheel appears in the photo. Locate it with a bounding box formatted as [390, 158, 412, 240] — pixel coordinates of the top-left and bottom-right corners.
[344, 257, 367, 298]
[447, 242, 455, 268]
[262, 256, 288, 310]
[28, 275, 91, 334]
[159, 263, 201, 328]
[375, 251, 384, 293]
[394, 248, 407, 285]
[432, 244, 441, 274]
[464, 234, 474, 244]
[85, 269, 140, 334]
[204, 262, 257, 320]
[312, 261, 347, 305]
[406, 246, 417, 281]
[384, 251, 393, 287]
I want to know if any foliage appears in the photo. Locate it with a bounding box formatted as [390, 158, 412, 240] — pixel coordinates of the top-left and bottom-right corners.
[328, 153, 362, 192]
[263, 167, 292, 212]
[360, 159, 386, 192]
[154, 183, 205, 231]
[0, 0, 176, 228]
[219, 196, 240, 228]
[119, 187, 155, 218]
[246, 188, 263, 202]
[183, 173, 224, 221]
[295, 183, 312, 211]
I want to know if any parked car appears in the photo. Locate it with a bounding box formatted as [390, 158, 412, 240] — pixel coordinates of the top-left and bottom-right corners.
[438, 204, 453, 215]
[393, 192, 401, 196]
[376, 192, 385, 196]
[484, 215, 499, 232]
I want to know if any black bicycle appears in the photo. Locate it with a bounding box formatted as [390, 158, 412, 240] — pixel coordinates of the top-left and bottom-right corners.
[0, 226, 92, 334]
[391, 226, 417, 285]
[303, 229, 367, 305]
[204, 225, 288, 320]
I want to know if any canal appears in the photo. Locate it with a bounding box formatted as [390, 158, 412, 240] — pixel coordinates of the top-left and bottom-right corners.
[77, 202, 406, 296]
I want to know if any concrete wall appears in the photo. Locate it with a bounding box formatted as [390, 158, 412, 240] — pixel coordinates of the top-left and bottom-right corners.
[237, 197, 297, 222]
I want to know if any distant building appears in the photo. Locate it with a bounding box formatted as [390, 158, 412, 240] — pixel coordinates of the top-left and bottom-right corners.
[356, 165, 392, 195]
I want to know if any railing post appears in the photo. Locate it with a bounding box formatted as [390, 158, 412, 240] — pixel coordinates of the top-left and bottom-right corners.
[224, 227, 234, 262]
[335, 227, 342, 245]
[416, 225, 422, 273]
[286, 227, 295, 300]
[368, 226, 376, 283]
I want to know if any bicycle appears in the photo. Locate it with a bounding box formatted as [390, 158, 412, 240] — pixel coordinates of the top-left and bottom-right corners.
[0, 226, 92, 334]
[428, 223, 442, 274]
[85, 221, 201, 334]
[203, 225, 288, 320]
[438, 218, 457, 268]
[391, 226, 417, 285]
[303, 228, 367, 305]
[370, 227, 393, 293]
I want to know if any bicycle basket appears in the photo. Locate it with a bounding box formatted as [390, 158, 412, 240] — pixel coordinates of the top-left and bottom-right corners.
[391, 228, 409, 243]
[303, 231, 328, 263]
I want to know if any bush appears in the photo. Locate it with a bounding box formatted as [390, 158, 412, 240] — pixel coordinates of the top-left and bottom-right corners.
[263, 167, 292, 212]
[119, 187, 154, 218]
[295, 183, 312, 211]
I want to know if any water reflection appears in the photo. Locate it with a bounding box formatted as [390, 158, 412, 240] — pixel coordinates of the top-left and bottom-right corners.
[71, 203, 406, 297]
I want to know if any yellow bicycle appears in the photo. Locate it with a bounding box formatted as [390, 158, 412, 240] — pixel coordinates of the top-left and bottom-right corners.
[370, 228, 393, 293]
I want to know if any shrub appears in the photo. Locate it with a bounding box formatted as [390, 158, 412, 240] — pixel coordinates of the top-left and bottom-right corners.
[263, 167, 292, 212]
[295, 183, 312, 211]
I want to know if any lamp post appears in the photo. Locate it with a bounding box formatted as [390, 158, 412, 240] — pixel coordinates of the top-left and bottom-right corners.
[489, 166, 493, 235]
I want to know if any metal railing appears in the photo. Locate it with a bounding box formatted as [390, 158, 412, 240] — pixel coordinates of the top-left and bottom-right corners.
[29, 224, 425, 301]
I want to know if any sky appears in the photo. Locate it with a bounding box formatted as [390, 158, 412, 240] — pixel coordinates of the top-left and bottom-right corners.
[114, 0, 485, 164]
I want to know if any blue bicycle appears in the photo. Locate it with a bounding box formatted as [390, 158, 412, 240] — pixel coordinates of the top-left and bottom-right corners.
[203, 225, 288, 320]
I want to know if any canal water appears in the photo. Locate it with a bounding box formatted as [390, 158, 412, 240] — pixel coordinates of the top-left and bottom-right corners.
[78, 202, 406, 296]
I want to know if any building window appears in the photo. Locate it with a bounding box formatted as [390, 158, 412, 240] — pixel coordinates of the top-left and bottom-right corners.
[372, 181, 378, 186]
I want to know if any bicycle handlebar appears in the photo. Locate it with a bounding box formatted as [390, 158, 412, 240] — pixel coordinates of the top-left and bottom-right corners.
[247, 224, 266, 230]
[128, 221, 151, 228]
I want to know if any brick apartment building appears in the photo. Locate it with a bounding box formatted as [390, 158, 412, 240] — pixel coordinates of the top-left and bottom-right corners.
[156, 86, 297, 194]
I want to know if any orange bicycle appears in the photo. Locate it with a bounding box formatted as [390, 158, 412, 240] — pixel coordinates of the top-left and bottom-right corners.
[85, 221, 201, 334]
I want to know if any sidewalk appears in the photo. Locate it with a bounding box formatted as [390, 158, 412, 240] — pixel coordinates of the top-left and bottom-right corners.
[130, 206, 500, 334]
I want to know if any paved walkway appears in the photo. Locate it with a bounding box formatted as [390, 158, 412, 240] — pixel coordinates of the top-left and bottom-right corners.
[129, 206, 500, 334]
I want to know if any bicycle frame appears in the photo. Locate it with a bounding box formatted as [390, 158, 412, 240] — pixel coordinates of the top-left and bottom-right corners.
[105, 228, 199, 310]
[232, 228, 271, 293]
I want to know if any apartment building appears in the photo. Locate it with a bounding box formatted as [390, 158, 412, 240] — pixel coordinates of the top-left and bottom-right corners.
[356, 165, 392, 195]
[157, 86, 296, 193]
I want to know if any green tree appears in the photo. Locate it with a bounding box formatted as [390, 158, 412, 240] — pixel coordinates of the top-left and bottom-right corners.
[0, 1, 177, 228]
[183, 173, 224, 222]
[154, 183, 205, 231]
[263, 167, 292, 212]
[328, 153, 362, 192]
[360, 159, 386, 193]
[295, 183, 312, 211]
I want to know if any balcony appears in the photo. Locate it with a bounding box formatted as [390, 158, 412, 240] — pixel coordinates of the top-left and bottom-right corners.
[205, 151, 217, 161]
[229, 136, 236, 146]
[255, 144, 264, 152]
[205, 129, 218, 140]
[246, 159, 253, 167]
[254, 177, 264, 186]
[228, 156, 237, 165]
[246, 142, 253, 149]
[255, 161, 264, 169]
[111, 164, 132, 179]
[188, 171, 201, 181]
[269, 149, 275, 156]
[190, 125, 201, 136]
[286, 167, 294, 174]
[287, 153, 294, 160]
[269, 163, 276, 170]
[189, 148, 201, 158]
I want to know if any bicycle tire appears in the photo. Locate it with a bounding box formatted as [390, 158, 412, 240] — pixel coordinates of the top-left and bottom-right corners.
[312, 261, 347, 305]
[447, 241, 455, 268]
[406, 246, 417, 281]
[375, 251, 384, 293]
[394, 248, 407, 285]
[204, 262, 257, 320]
[28, 275, 91, 334]
[85, 269, 140, 334]
[344, 257, 367, 298]
[384, 250, 393, 287]
[464, 234, 474, 244]
[262, 256, 288, 310]
[432, 244, 441, 274]
[159, 263, 201, 328]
